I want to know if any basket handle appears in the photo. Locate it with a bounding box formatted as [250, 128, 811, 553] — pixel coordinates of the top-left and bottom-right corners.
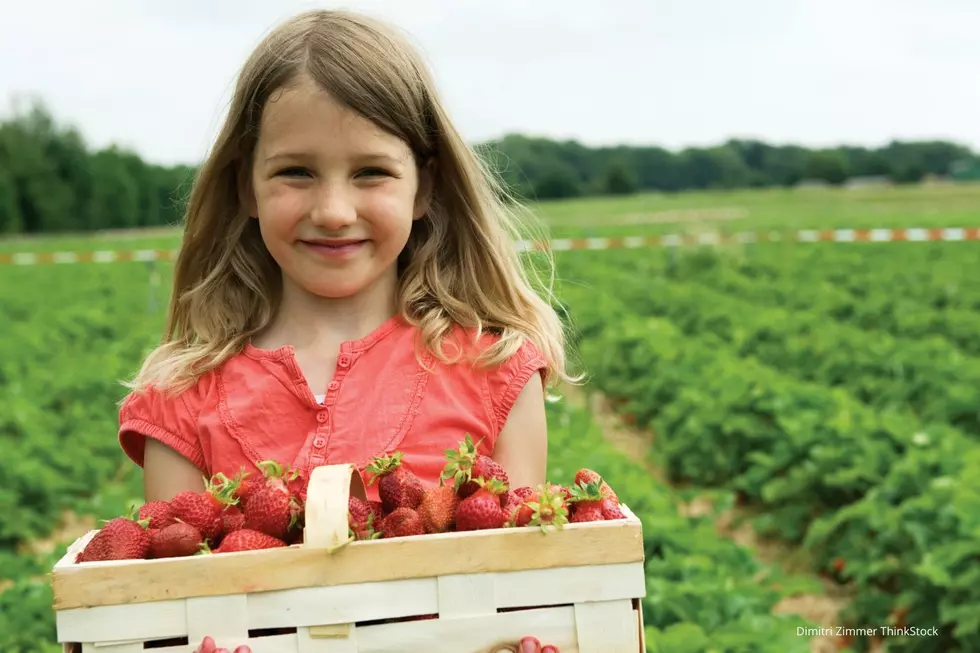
[303, 463, 367, 550]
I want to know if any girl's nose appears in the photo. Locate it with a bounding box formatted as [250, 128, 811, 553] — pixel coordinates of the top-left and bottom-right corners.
[310, 183, 357, 230]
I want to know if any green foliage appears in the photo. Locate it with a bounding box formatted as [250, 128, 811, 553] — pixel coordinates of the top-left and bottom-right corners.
[556, 244, 980, 652]
[0, 99, 192, 234]
[545, 401, 814, 653]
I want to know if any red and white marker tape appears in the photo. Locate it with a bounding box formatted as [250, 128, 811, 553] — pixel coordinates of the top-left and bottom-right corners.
[1, 227, 978, 266]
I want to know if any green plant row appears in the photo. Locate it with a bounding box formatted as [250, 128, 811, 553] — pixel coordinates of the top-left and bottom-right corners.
[630, 245, 980, 357]
[557, 281, 980, 652]
[560, 259, 980, 436]
[0, 265, 159, 550]
[544, 400, 816, 653]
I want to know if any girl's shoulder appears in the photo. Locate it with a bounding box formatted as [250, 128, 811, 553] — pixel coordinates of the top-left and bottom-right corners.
[441, 325, 548, 421]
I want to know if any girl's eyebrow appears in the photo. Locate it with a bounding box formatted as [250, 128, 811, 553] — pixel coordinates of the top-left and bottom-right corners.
[264, 151, 405, 165]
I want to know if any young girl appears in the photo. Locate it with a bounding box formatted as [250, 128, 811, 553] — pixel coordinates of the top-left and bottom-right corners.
[117, 9, 578, 653]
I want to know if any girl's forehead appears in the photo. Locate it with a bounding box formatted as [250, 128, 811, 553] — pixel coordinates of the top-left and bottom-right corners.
[256, 78, 409, 160]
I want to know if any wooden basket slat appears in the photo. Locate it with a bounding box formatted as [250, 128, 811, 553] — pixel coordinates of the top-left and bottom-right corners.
[56, 561, 644, 643]
[53, 517, 643, 611]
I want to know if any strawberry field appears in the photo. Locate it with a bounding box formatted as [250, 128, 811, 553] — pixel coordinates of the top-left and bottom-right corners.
[2, 184, 980, 652]
[554, 239, 980, 652]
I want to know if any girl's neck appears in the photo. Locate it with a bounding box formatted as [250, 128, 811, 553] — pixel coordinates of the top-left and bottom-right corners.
[257, 271, 400, 351]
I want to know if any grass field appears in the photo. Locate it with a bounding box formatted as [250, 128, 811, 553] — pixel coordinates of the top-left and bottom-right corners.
[2, 182, 979, 652]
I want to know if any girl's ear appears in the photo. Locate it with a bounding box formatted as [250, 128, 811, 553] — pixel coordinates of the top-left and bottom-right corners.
[413, 157, 436, 220]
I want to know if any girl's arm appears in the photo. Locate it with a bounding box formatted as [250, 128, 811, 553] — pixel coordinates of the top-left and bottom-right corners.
[491, 371, 548, 489]
[143, 438, 206, 502]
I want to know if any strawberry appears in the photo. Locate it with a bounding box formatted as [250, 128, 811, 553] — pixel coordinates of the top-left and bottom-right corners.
[510, 497, 536, 527]
[512, 486, 536, 502]
[170, 476, 238, 544]
[285, 467, 309, 530]
[149, 522, 203, 558]
[455, 479, 508, 531]
[569, 479, 606, 523]
[76, 516, 150, 563]
[381, 507, 425, 538]
[242, 460, 298, 541]
[525, 484, 570, 531]
[138, 501, 175, 530]
[601, 498, 626, 520]
[349, 496, 381, 540]
[223, 505, 246, 534]
[441, 434, 509, 498]
[574, 469, 617, 503]
[213, 529, 287, 553]
[417, 485, 459, 534]
[366, 452, 424, 513]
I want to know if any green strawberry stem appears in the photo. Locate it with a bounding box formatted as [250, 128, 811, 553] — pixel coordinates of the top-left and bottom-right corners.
[365, 451, 405, 485]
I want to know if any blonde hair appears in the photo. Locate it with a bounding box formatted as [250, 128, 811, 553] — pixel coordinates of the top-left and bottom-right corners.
[129, 9, 579, 397]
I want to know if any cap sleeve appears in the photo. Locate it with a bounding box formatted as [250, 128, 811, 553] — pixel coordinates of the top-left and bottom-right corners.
[119, 385, 207, 472]
[487, 338, 548, 437]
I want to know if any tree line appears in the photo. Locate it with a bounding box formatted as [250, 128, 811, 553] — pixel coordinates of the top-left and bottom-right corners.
[1, 100, 978, 235]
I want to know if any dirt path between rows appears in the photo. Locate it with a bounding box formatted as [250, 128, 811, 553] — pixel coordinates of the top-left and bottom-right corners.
[561, 383, 864, 653]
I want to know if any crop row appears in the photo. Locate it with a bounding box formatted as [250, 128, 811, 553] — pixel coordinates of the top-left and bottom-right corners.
[557, 269, 980, 653]
[558, 258, 980, 436]
[591, 244, 980, 358]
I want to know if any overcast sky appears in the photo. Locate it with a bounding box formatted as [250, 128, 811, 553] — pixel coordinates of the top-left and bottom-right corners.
[2, 0, 978, 166]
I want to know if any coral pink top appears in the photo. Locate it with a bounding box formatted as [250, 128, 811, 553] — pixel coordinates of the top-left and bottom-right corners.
[118, 315, 547, 502]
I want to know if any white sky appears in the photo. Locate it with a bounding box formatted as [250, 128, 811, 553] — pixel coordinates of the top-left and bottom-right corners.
[1, 0, 978, 166]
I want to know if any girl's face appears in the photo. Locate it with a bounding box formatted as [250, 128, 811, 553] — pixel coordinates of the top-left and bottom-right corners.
[247, 74, 431, 302]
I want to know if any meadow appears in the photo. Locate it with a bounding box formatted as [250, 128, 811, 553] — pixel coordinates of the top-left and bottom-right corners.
[1, 182, 978, 652]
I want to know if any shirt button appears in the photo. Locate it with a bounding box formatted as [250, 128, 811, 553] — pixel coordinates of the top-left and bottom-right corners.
[313, 437, 326, 447]
[316, 411, 327, 423]
[328, 380, 340, 391]
[338, 355, 350, 368]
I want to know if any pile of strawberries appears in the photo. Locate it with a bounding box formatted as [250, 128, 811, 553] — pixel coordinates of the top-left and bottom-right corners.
[74, 435, 626, 563]
[75, 460, 308, 563]
[349, 435, 626, 540]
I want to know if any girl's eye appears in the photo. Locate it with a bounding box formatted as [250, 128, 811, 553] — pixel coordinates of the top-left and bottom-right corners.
[276, 167, 311, 178]
[358, 167, 390, 178]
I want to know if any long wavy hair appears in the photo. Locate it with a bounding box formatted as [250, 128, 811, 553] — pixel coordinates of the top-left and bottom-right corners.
[128, 9, 577, 396]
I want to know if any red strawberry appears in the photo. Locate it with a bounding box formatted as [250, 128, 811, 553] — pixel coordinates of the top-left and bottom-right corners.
[525, 484, 570, 530]
[76, 517, 150, 562]
[149, 522, 203, 558]
[366, 452, 424, 513]
[170, 477, 238, 544]
[349, 496, 381, 540]
[512, 486, 536, 502]
[574, 469, 617, 503]
[381, 507, 425, 538]
[285, 467, 309, 530]
[455, 479, 508, 531]
[441, 434, 509, 498]
[569, 479, 606, 523]
[417, 485, 459, 534]
[502, 490, 521, 511]
[213, 529, 287, 553]
[511, 498, 536, 527]
[223, 505, 246, 534]
[287, 468, 309, 505]
[601, 498, 626, 520]
[242, 460, 297, 541]
[138, 501, 176, 530]
[213, 468, 252, 504]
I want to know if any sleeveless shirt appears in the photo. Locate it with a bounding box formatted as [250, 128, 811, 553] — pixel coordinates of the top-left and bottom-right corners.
[118, 315, 548, 501]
